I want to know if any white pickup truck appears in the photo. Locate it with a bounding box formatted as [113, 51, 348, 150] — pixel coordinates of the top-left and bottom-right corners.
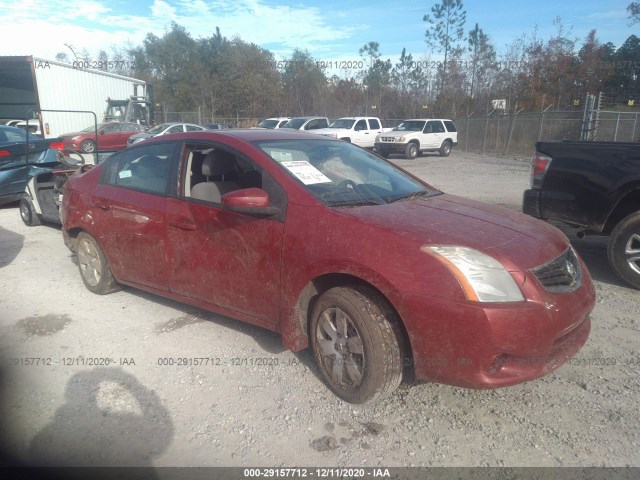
[310, 117, 392, 149]
[374, 118, 458, 159]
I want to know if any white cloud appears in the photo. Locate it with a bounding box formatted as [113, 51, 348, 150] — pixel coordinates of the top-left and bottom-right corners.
[150, 0, 177, 20]
[0, 0, 362, 61]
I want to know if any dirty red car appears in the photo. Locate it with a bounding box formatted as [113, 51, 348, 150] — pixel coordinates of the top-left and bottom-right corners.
[61, 129, 595, 404]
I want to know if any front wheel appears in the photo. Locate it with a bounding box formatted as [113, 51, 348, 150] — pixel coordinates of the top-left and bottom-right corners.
[404, 142, 418, 159]
[310, 286, 404, 404]
[80, 140, 96, 153]
[19, 198, 40, 226]
[607, 212, 640, 289]
[439, 141, 452, 157]
[76, 232, 120, 294]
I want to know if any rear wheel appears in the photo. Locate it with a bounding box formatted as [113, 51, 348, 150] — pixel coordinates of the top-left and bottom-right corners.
[19, 198, 40, 226]
[310, 286, 404, 404]
[439, 140, 452, 157]
[77, 232, 120, 294]
[404, 142, 418, 159]
[607, 212, 640, 289]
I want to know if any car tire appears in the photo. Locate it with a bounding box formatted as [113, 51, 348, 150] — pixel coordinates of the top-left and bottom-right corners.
[310, 285, 404, 404]
[76, 232, 120, 294]
[607, 212, 640, 289]
[80, 140, 96, 153]
[404, 142, 418, 159]
[19, 198, 40, 226]
[439, 140, 452, 157]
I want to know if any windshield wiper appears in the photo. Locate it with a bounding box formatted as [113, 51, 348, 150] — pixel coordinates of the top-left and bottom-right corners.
[388, 190, 431, 203]
[331, 198, 386, 207]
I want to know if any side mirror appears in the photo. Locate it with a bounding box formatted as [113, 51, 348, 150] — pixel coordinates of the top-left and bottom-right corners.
[99, 130, 105, 135]
[222, 188, 280, 217]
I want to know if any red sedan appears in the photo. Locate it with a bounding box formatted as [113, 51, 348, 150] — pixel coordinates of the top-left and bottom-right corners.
[60, 129, 595, 404]
[59, 122, 144, 153]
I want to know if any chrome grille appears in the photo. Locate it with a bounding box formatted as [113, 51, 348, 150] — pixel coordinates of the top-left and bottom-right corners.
[379, 137, 397, 142]
[531, 247, 582, 293]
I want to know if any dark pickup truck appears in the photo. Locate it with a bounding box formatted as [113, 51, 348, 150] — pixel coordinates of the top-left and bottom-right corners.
[523, 140, 640, 289]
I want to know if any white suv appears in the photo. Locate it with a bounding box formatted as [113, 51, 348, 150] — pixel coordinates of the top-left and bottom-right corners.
[375, 119, 458, 159]
[256, 117, 291, 129]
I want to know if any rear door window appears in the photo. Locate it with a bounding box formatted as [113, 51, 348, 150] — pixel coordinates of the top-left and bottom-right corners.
[103, 142, 178, 195]
[444, 121, 457, 132]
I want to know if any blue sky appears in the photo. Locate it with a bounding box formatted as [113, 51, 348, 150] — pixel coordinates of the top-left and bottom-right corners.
[0, 0, 635, 67]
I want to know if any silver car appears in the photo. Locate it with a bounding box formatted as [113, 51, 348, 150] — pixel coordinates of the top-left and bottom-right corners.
[127, 122, 205, 145]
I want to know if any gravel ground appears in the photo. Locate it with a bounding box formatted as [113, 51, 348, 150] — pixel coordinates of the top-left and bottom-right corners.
[0, 149, 638, 469]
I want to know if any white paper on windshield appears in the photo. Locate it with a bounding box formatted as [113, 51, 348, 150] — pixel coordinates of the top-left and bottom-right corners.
[281, 161, 331, 185]
[270, 150, 293, 162]
[119, 170, 132, 179]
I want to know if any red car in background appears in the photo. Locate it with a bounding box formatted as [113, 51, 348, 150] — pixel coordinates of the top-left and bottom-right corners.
[59, 122, 145, 153]
[61, 129, 595, 404]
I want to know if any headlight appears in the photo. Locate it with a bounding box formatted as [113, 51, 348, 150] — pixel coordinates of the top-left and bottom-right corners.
[398, 136, 406, 142]
[375, 135, 381, 142]
[422, 245, 525, 303]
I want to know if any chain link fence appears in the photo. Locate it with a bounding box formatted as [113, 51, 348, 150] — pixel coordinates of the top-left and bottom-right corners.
[453, 110, 640, 158]
[160, 109, 639, 157]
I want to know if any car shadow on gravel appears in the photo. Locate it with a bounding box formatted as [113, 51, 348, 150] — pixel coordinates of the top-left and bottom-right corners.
[26, 367, 174, 470]
[570, 236, 631, 289]
[126, 286, 294, 355]
[0, 226, 24, 268]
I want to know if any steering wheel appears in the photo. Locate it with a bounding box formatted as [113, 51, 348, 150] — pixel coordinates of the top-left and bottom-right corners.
[57, 149, 86, 167]
[336, 179, 357, 190]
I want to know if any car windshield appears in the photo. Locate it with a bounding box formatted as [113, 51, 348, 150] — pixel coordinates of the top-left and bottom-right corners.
[0, 126, 43, 145]
[147, 123, 172, 134]
[258, 119, 279, 128]
[283, 118, 306, 129]
[329, 119, 355, 129]
[256, 139, 440, 207]
[79, 123, 107, 133]
[394, 121, 426, 132]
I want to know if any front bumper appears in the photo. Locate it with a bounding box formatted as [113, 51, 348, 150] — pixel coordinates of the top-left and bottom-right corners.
[374, 142, 408, 153]
[399, 265, 595, 389]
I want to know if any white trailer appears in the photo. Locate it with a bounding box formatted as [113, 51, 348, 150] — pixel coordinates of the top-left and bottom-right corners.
[0, 56, 149, 138]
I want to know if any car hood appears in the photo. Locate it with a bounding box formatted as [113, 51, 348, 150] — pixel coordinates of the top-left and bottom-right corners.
[379, 131, 418, 138]
[130, 132, 153, 139]
[59, 131, 90, 139]
[335, 193, 569, 271]
[311, 128, 347, 136]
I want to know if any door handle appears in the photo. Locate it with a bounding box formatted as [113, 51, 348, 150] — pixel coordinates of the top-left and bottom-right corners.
[93, 201, 111, 211]
[169, 219, 197, 231]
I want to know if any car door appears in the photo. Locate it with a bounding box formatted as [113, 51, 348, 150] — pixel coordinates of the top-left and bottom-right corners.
[166, 143, 285, 324]
[423, 120, 444, 148]
[89, 141, 179, 290]
[117, 124, 141, 149]
[98, 123, 122, 150]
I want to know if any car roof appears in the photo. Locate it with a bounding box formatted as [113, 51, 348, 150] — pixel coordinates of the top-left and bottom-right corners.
[401, 118, 453, 122]
[141, 128, 337, 144]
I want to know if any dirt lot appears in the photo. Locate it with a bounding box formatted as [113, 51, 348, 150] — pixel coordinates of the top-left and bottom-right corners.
[0, 150, 638, 469]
